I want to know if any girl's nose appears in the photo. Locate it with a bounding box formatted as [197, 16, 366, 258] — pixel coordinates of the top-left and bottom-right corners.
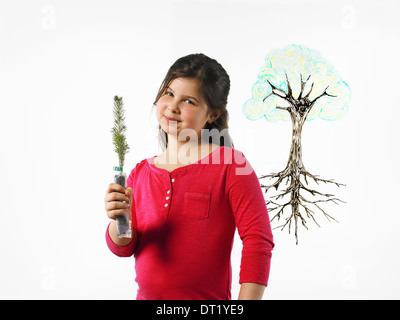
[168, 101, 180, 113]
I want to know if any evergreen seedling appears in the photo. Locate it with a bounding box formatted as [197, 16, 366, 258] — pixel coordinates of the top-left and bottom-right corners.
[111, 95, 130, 170]
[110, 95, 132, 238]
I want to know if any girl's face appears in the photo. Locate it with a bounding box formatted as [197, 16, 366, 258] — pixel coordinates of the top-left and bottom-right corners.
[156, 77, 213, 139]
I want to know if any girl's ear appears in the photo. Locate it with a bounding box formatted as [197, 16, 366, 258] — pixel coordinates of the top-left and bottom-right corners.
[208, 110, 224, 124]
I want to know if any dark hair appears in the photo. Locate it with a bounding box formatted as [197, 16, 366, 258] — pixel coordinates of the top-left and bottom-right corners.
[153, 53, 234, 151]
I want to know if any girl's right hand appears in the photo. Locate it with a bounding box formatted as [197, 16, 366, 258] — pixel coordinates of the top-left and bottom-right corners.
[104, 183, 133, 220]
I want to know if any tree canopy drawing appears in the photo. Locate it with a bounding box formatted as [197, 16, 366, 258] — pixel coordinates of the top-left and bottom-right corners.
[243, 44, 351, 244]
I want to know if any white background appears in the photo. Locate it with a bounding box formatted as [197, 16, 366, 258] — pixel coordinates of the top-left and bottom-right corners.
[0, 0, 399, 299]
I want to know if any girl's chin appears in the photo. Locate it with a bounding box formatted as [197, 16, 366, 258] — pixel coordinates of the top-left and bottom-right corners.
[160, 122, 179, 135]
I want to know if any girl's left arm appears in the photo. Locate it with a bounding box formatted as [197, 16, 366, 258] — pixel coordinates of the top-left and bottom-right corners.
[227, 151, 275, 300]
[238, 282, 266, 300]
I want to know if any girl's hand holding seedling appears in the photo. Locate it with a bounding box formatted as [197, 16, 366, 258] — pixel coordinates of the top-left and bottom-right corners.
[105, 183, 134, 246]
[104, 183, 133, 220]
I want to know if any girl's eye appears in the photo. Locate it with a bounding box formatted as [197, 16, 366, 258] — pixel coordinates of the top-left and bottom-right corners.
[165, 91, 195, 105]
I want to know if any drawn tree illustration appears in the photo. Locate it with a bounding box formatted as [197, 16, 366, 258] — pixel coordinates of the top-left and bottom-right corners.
[243, 44, 351, 244]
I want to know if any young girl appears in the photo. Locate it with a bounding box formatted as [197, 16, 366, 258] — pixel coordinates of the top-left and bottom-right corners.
[104, 53, 274, 300]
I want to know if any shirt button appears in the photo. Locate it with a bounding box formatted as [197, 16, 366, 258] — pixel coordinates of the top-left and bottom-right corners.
[171, 178, 175, 183]
[166, 196, 170, 200]
[164, 203, 168, 207]
[167, 190, 170, 194]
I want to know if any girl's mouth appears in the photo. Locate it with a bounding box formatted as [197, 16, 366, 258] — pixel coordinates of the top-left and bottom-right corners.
[165, 116, 180, 122]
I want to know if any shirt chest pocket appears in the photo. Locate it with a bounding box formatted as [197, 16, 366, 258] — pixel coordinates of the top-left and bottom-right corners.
[182, 192, 211, 220]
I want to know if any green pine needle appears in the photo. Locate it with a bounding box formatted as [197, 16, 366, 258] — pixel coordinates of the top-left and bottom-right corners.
[111, 95, 130, 169]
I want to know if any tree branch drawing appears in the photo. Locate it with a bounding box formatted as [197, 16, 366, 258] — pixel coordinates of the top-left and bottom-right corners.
[243, 44, 351, 244]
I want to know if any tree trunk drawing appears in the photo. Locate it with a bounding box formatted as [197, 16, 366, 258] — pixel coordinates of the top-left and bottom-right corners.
[259, 74, 346, 244]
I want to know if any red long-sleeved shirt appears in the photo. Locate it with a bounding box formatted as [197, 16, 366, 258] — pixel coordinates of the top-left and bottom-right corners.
[106, 146, 274, 300]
